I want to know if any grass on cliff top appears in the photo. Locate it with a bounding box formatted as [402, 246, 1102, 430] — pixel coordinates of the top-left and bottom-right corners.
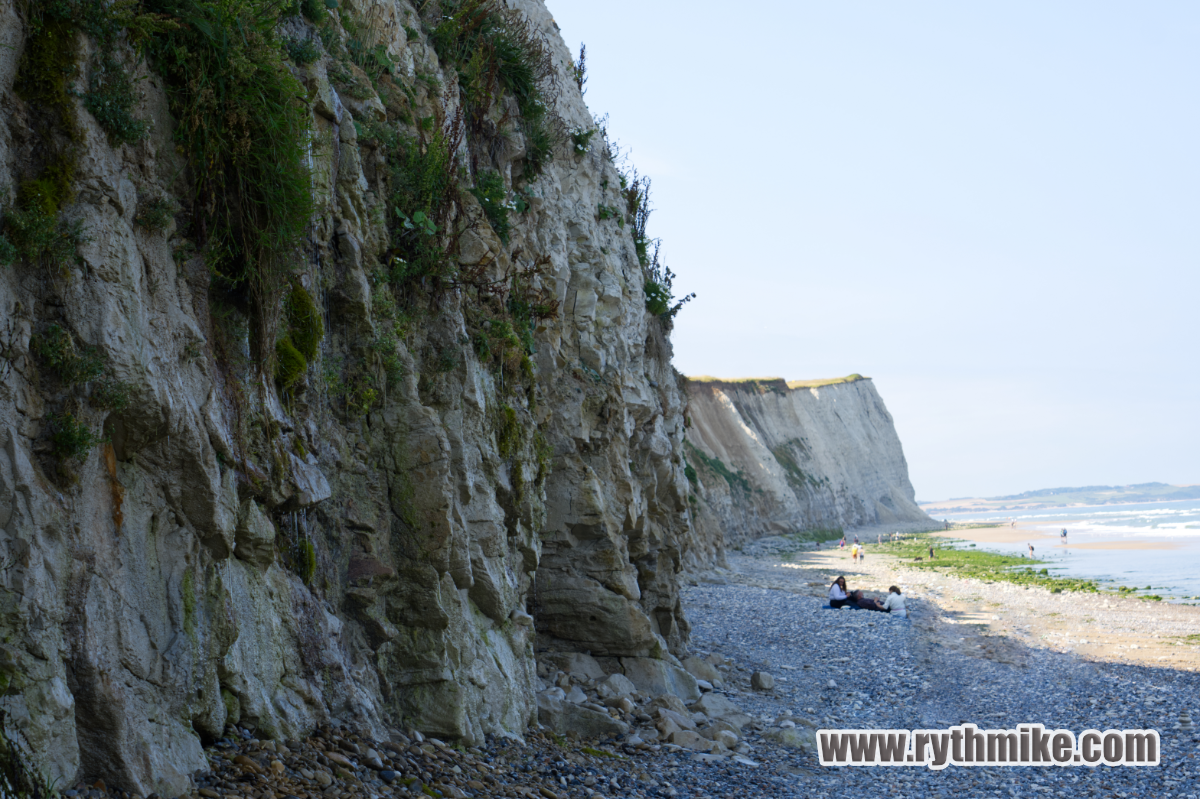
[687, 373, 868, 390]
[689, 375, 786, 384]
[877, 533, 1105, 594]
[786, 373, 867, 389]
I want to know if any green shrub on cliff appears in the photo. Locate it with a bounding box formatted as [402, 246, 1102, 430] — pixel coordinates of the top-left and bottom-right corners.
[642, 243, 694, 321]
[134, 196, 175, 233]
[0, 201, 84, 272]
[83, 50, 150, 146]
[429, 0, 560, 178]
[48, 411, 103, 461]
[283, 34, 322, 65]
[470, 169, 511, 244]
[385, 129, 457, 284]
[145, 0, 313, 371]
[35, 324, 104, 386]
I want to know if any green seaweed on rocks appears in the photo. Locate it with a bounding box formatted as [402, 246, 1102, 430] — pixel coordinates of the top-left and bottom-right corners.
[878, 533, 1102, 594]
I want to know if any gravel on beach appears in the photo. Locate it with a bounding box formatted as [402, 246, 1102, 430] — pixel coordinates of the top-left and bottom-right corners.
[55, 526, 1200, 799]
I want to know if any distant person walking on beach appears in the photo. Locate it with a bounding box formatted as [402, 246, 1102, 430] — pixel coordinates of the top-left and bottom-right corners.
[929, 545, 935, 559]
[878, 534, 883, 545]
[944, 519, 950, 530]
[1061, 528, 1068, 544]
[850, 544, 859, 563]
[1028, 543, 1035, 558]
[839, 538, 846, 549]
[859, 546, 866, 562]
[853, 534, 860, 545]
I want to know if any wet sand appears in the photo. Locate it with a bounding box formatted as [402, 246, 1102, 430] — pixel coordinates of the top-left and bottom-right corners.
[1051, 540, 1184, 550]
[931, 523, 1184, 550]
[930, 526, 1054, 544]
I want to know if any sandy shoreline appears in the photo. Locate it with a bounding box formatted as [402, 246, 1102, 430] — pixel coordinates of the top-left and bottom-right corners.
[770, 541, 1200, 672]
[930, 523, 1185, 550]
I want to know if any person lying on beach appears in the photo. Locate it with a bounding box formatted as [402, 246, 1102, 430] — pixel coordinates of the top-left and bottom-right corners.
[829, 576, 853, 608]
[851, 590, 889, 612]
[882, 585, 907, 618]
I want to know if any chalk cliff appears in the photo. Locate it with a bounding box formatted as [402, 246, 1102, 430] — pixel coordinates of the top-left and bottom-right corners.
[0, 0, 928, 791]
[0, 0, 690, 791]
[683, 376, 931, 561]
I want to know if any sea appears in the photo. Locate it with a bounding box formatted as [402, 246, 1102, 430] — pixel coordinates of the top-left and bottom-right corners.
[939, 499, 1200, 603]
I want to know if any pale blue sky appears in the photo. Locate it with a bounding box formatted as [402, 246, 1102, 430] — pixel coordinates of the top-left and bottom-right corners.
[546, 1, 1200, 501]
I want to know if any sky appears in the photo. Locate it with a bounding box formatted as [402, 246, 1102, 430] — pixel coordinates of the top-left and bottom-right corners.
[545, 0, 1200, 501]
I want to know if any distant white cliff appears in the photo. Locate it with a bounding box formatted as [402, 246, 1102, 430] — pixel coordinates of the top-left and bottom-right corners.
[683, 375, 931, 561]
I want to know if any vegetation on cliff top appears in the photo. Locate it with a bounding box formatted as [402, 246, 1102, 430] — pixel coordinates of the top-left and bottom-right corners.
[787, 373, 867, 389]
[687, 374, 867, 389]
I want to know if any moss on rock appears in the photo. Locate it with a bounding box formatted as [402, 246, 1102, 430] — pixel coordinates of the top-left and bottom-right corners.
[286, 283, 324, 361]
[275, 337, 307, 388]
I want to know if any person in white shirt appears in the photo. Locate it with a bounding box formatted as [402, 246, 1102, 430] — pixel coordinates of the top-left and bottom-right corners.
[828, 576, 852, 608]
[882, 585, 907, 618]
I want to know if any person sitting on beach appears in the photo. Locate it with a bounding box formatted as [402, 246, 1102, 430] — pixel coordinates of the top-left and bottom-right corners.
[829, 576, 853, 608]
[882, 585, 907, 618]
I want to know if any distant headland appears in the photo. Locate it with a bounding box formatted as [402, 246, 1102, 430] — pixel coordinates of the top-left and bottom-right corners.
[919, 482, 1200, 514]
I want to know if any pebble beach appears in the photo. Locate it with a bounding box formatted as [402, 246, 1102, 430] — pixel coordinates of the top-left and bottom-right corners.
[55, 526, 1200, 799]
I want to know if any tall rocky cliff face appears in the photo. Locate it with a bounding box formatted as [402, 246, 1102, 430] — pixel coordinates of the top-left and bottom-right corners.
[0, 0, 931, 791]
[0, 0, 691, 791]
[683, 377, 931, 565]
